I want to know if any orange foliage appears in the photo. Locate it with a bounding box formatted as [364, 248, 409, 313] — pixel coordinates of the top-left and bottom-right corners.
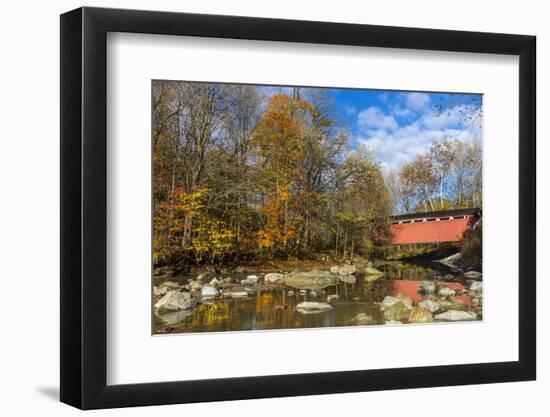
[257, 184, 302, 250]
[252, 94, 316, 183]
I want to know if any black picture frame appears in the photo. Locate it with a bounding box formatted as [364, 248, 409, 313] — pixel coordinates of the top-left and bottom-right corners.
[60, 6, 536, 410]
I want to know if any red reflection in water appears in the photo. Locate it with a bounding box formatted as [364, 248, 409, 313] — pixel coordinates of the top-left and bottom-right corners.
[393, 280, 421, 302]
[454, 295, 472, 307]
[393, 280, 471, 306]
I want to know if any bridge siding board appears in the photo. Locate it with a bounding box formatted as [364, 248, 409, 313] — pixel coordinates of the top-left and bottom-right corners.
[390, 215, 475, 245]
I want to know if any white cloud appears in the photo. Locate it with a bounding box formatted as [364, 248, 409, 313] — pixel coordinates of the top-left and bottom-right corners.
[358, 127, 473, 171]
[355, 104, 482, 171]
[389, 104, 413, 118]
[402, 92, 431, 111]
[357, 106, 398, 130]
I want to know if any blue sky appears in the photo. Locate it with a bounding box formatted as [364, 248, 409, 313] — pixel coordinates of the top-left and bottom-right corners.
[259, 86, 482, 172]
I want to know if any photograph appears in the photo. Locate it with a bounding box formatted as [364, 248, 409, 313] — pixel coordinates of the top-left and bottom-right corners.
[152, 81, 483, 334]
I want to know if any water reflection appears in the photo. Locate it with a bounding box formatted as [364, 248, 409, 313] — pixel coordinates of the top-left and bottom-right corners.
[154, 261, 480, 334]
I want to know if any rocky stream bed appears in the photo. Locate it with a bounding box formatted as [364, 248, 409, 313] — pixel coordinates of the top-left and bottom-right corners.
[152, 261, 483, 334]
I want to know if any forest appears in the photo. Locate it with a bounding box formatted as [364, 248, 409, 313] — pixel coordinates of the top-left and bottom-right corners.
[152, 81, 482, 269]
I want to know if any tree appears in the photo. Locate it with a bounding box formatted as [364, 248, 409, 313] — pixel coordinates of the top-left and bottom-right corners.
[430, 140, 456, 209]
[152, 82, 394, 267]
[451, 141, 482, 207]
[153, 188, 208, 264]
[251, 93, 314, 253]
[396, 139, 482, 213]
[332, 145, 392, 259]
[400, 155, 437, 212]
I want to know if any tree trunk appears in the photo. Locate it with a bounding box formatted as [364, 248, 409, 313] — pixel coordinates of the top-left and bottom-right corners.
[439, 176, 444, 209]
[334, 231, 339, 260]
[343, 227, 348, 260]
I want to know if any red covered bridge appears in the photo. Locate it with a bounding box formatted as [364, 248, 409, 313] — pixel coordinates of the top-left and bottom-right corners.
[390, 208, 481, 245]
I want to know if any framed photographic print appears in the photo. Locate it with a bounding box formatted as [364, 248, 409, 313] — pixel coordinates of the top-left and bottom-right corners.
[60, 6, 536, 409]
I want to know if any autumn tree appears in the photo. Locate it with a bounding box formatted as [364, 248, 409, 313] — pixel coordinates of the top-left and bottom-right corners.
[332, 145, 392, 259]
[400, 155, 437, 211]
[251, 93, 312, 253]
[396, 140, 482, 213]
[152, 82, 394, 267]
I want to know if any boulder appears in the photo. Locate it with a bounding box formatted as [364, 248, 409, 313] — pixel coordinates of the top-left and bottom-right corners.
[154, 291, 194, 313]
[209, 278, 220, 287]
[153, 286, 168, 297]
[419, 281, 436, 294]
[327, 294, 340, 303]
[365, 273, 383, 282]
[156, 310, 191, 325]
[240, 276, 259, 285]
[382, 294, 412, 311]
[330, 266, 340, 274]
[188, 281, 203, 292]
[264, 273, 284, 284]
[438, 286, 456, 297]
[418, 299, 440, 313]
[285, 270, 338, 290]
[362, 267, 384, 276]
[201, 285, 219, 298]
[160, 281, 181, 290]
[350, 313, 374, 325]
[339, 264, 356, 275]
[339, 275, 356, 284]
[381, 296, 399, 311]
[383, 301, 409, 321]
[295, 302, 333, 314]
[396, 293, 413, 309]
[435, 310, 478, 321]
[408, 306, 434, 323]
[234, 266, 246, 273]
[464, 271, 482, 279]
[438, 297, 465, 311]
[470, 281, 483, 292]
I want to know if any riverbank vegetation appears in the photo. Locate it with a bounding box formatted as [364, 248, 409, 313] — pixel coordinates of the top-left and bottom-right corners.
[153, 81, 482, 270]
[153, 82, 391, 268]
[461, 220, 482, 268]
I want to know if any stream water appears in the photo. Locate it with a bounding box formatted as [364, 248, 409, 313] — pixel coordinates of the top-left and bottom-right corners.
[153, 261, 482, 334]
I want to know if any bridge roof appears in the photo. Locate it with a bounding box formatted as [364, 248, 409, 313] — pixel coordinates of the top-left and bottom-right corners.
[390, 207, 481, 223]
